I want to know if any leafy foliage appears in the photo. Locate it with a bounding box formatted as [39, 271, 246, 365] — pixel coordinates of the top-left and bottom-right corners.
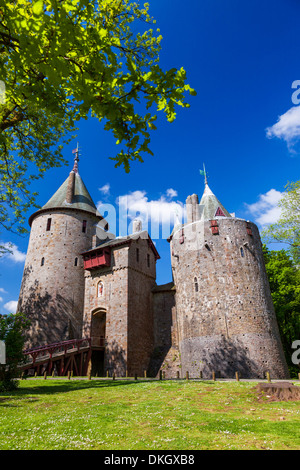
[262, 181, 300, 264]
[0, 312, 30, 390]
[263, 245, 300, 376]
[0, 0, 196, 235]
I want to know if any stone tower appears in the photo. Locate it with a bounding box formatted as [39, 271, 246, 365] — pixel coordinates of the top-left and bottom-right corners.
[81, 222, 160, 377]
[18, 150, 108, 348]
[169, 179, 289, 379]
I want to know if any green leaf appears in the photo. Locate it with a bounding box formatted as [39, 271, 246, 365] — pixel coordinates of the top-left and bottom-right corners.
[32, 0, 44, 15]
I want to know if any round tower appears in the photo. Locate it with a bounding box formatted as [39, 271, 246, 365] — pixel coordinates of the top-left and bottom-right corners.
[170, 180, 289, 379]
[18, 149, 108, 348]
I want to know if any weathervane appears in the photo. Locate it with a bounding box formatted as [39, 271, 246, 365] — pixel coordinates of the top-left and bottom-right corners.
[199, 163, 208, 185]
[72, 142, 80, 173]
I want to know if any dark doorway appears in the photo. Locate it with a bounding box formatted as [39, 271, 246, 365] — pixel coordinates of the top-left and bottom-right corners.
[91, 350, 105, 376]
[91, 308, 106, 347]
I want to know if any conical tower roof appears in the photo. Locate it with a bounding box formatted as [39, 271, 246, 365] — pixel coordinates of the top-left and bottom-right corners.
[29, 146, 103, 226]
[42, 171, 98, 215]
[199, 182, 232, 220]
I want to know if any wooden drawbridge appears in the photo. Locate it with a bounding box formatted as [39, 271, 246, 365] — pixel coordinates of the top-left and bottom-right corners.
[20, 337, 104, 377]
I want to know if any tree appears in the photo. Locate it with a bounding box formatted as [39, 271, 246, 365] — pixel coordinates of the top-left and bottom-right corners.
[0, 0, 196, 236]
[0, 312, 31, 390]
[262, 181, 300, 264]
[263, 245, 300, 376]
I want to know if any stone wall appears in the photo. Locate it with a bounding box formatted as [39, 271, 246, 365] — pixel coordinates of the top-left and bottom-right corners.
[150, 283, 180, 377]
[121, 237, 157, 375]
[170, 217, 289, 379]
[152, 283, 176, 350]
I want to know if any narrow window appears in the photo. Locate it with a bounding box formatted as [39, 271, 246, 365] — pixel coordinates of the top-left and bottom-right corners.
[240, 247, 244, 257]
[82, 220, 87, 233]
[46, 218, 52, 231]
[147, 253, 150, 268]
[194, 277, 198, 292]
[74, 257, 78, 266]
[136, 248, 139, 262]
[41, 257, 45, 266]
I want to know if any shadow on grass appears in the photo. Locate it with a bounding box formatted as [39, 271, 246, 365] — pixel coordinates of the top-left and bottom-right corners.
[0, 378, 222, 406]
[0, 378, 159, 402]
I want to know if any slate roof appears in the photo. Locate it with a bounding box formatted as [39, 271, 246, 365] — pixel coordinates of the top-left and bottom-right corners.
[29, 168, 103, 226]
[199, 183, 232, 220]
[82, 230, 160, 260]
[152, 281, 175, 292]
[42, 172, 99, 216]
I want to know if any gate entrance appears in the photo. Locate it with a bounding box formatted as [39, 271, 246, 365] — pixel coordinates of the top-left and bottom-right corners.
[91, 308, 106, 376]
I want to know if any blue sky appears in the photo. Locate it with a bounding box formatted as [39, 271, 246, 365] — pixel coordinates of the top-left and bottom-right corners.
[1, 0, 300, 314]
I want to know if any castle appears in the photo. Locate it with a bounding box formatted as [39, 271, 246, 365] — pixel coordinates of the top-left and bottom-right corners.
[17, 150, 289, 379]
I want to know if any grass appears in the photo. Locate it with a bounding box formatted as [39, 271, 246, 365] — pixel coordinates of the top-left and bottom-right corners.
[0, 378, 300, 450]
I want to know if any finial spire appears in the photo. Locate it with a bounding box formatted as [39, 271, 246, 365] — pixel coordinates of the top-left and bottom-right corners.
[72, 142, 80, 173]
[199, 163, 208, 185]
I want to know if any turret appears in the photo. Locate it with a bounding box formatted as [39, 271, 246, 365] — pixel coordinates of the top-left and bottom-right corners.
[169, 173, 289, 379]
[18, 147, 108, 348]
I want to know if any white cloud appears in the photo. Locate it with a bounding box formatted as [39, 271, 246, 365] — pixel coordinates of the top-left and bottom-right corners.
[0, 297, 3, 303]
[4, 300, 18, 313]
[119, 190, 184, 222]
[0, 242, 26, 263]
[117, 189, 185, 239]
[98, 183, 110, 195]
[96, 188, 185, 239]
[266, 106, 300, 151]
[166, 188, 178, 198]
[245, 189, 283, 226]
[0, 288, 7, 293]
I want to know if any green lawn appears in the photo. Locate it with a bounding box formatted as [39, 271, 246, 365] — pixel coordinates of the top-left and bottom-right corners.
[0, 378, 300, 450]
